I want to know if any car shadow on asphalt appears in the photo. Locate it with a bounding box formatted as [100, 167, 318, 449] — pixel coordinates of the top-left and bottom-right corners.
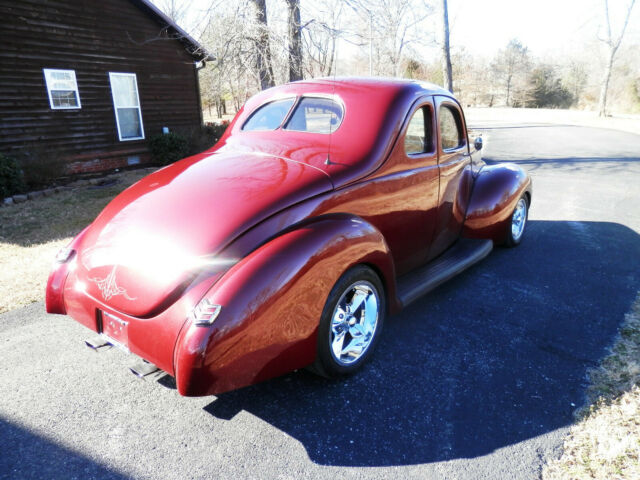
[0, 417, 130, 479]
[201, 220, 640, 467]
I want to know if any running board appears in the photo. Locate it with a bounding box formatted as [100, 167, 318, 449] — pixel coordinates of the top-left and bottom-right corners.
[396, 238, 493, 308]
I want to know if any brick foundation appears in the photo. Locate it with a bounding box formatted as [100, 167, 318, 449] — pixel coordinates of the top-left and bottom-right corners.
[66, 148, 153, 174]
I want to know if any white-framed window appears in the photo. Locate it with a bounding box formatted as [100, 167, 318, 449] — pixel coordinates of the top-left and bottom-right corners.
[109, 72, 144, 141]
[43, 68, 81, 109]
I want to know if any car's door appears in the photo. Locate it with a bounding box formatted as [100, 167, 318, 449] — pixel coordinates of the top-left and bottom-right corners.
[428, 95, 474, 260]
[339, 98, 440, 276]
[396, 101, 441, 270]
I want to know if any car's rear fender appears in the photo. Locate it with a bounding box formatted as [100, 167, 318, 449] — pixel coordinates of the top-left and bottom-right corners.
[173, 214, 396, 397]
[46, 226, 91, 315]
[463, 163, 532, 243]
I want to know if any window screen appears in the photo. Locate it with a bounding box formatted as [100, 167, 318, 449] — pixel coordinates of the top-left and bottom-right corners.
[109, 72, 144, 141]
[43, 69, 81, 109]
[243, 98, 296, 131]
[284, 97, 343, 134]
[439, 106, 464, 150]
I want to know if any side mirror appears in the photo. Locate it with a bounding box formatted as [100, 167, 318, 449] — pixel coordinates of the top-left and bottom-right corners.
[474, 136, 483, 151]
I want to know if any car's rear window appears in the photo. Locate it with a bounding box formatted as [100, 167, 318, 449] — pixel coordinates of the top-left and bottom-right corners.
[284, 97, 343, 134]
[242, 98, 296, 131]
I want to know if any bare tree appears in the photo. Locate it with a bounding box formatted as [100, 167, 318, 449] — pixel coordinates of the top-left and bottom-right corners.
[563, 59, 588, 103]
[301, 0, 345, 78]
[250, 0, 275, 90]
[441, 0, 452, 92]
[343, 1, 375, 74]
[154, 0, 190, 25]
[286, 0, 303, 81]
[597, 0, 636, 116]
[199, 1, 272, 115]
[451, 47, 491, 106]
[347, 0, 433, 77]
[491, 39, 531, 106]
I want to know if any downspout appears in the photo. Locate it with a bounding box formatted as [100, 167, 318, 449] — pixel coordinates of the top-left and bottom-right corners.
[194, 60, 207, 126]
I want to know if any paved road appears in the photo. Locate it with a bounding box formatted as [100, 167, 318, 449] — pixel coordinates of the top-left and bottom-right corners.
[1, 121, 639, 480]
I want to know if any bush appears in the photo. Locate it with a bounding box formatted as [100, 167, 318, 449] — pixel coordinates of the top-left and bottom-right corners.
[0, 153, 26, 198]
[148, 132, 189, 165]
[187, 122, 229, 155]
[527, 66, 574, 108]
[149, 123, 230, 165]
[17, 147, 67, 189]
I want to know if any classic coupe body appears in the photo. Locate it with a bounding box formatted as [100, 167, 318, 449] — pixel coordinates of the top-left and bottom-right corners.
[46, 78, 531, 396]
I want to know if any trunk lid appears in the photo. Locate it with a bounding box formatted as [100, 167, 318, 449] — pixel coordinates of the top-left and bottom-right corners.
[75, 151, 333, 317]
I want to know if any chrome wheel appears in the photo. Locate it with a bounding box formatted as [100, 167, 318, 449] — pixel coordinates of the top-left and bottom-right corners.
[329, 281, 380, 366]
[511, 198, 527, 242]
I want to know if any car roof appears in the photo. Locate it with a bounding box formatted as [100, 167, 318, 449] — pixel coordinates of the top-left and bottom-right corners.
[272, 76, 452, 98]
[215, 77, 458, 188]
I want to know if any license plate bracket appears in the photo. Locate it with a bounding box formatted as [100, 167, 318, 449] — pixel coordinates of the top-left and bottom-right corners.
[101, 311, 129, 351]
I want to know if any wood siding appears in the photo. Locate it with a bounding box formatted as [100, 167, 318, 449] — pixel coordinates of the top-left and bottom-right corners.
[0, 0, 202, 172]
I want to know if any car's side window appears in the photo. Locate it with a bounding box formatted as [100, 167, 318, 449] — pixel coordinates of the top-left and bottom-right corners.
[404, 107, 433, 155]
[242, 98, 296, 131]
[439, 105, 464, 150]
[284, 97, 343, 134]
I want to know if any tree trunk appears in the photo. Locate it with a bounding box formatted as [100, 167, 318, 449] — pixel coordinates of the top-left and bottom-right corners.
[326, 37, 336, 77]
[250, 0, 275, 90]
[596, 0, 636, 116]
[286, 0, 303, 82]
[441, 0, 453, 93]
[598, 48, 615, 117]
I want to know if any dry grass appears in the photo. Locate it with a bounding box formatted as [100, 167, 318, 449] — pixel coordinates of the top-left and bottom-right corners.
[543, 294, 640, 480]
[0, 169, 152, 313]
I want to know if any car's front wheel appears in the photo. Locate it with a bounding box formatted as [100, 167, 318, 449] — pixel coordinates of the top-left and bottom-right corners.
[312, 265, 386, 378]
[504, 194, 529, 247]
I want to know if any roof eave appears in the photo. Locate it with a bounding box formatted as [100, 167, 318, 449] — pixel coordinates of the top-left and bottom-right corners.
[131, 0, 215, 62]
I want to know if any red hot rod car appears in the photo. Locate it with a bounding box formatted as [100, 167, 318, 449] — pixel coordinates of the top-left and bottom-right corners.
[46, 78, 531, 396]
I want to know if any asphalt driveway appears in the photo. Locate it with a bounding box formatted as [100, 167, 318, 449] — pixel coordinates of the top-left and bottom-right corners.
[1, 120, 639, 479]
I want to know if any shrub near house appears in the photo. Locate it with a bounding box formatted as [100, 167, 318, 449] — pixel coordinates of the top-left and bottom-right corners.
[148, 122, 229, 166]
[0, 154, 26, 198]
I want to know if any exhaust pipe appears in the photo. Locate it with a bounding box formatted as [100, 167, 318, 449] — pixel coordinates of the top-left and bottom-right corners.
[85, 336, 112, 351]
[129, 360, 159, 378]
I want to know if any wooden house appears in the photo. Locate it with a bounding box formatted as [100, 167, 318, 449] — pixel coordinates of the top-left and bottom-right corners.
[0, 0, 212, 173]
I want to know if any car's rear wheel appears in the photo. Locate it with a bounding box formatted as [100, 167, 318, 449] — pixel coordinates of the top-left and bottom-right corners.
[504, 194, 529, 247]
[312, 265, 385, 378]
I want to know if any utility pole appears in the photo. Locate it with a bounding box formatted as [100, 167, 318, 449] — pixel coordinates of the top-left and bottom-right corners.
[369, 11, 373, 75]
[441, 0, 453, 92]
[345, 1, 374, 76]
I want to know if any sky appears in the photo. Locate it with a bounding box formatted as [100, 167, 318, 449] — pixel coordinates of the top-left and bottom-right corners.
[447, 0, 639, 56]
[154, 0, 640, 59]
